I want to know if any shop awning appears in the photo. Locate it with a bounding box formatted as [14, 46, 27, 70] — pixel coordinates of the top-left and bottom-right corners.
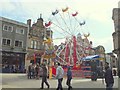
[81, 55, 100, 61]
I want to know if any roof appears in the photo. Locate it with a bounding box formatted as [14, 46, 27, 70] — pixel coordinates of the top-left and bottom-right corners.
[0, 16, 28, 27]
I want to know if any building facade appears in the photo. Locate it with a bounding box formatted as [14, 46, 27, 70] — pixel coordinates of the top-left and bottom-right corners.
[0, 17, 28, 73]
[106, 53, 117, 68]
[93, 45, 106, 68]
[112, 8, 120, 78]
[26, 16, 53, 69]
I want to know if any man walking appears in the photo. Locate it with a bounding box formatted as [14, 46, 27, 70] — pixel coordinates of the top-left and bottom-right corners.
[40, 64, 50, 89]
[104, 62, 114, 90]
[56, 63, 64, 90]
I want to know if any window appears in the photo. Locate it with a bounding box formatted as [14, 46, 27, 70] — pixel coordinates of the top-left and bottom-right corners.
[34, 41, 37, 49]
[2, 38, 11, 46]
[8, 26, 13, 32]
[37, 42, 40, 49]
[3, 25, 13, 32]
[3, 25, 7, 31]
[30, 40, 34, 48]
[15, 40, 23, 47]
[16, 28, 24, 34]
[30, 40, 38, 49]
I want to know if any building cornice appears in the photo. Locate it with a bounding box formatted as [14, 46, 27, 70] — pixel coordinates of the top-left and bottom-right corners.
[0, 16, 28, 27]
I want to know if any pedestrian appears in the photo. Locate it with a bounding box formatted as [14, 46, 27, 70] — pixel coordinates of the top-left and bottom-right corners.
[66, 66, 72, 90]
[118, 70, 120, 78]
[90, 60, 97, 81]
[56, 62, 64, 90]
[31, 64, 35, 79]
[27, 64, 32, 79]
[113, 69, 117, 76]
[40, 64, 50, 89]
[104, 62, 114, 90]
[35, 64, 40, 79]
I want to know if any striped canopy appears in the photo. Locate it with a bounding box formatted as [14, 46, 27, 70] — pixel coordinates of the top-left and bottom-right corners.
[82, 55, 100, 61]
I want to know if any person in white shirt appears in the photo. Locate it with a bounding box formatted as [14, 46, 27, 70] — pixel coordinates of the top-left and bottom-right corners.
[56, 63, 64, 90]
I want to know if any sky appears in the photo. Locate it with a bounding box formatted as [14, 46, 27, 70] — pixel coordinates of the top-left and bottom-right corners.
[0, 0, 119, 53]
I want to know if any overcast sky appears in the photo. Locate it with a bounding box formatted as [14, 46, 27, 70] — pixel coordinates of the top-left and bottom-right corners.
[0, 0, 119, 53]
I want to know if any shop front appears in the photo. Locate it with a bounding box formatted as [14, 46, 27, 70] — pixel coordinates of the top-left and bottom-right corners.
[2, 51, 26, 73]
[26, 51, 44, 65]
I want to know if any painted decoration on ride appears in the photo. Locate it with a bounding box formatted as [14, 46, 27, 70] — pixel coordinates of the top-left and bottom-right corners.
[43, 38, 52, 44]
[43, 37, 56, 59]
[65, 44, 69, 63]
[73, 36, 77, 67]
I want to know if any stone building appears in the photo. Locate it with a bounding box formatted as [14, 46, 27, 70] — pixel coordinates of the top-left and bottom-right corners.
[106, 53, 117, 68]
[94, 45, 106, 67]
[112, 8, 120, 78]
[0, 17, 28, 73]
[26, 16, 53, 68]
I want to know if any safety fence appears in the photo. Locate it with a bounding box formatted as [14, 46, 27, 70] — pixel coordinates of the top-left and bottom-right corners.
[52, 66, 91, 78]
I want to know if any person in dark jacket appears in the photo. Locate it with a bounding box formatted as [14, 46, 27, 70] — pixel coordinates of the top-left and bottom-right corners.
[113, 69, 117, 76]
[66, 66, 72, 90]
[90, 60, 97, 81]
[104, 62, 114, 90]
[40, 64, 50, 89]
[35, 64, 40, 79]
[28, 65, 32, 79]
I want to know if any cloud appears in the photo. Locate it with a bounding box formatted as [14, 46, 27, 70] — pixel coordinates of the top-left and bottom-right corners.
[0, 1, 15, 12]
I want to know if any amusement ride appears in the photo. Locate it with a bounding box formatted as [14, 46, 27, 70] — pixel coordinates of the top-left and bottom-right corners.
[41, 7, 98, 78]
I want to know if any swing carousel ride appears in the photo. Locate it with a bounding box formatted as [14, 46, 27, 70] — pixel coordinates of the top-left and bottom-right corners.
[42, 7, 94, 77]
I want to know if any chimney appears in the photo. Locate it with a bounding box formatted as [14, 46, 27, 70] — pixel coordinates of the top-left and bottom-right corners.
[27, 19, 31, 27]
